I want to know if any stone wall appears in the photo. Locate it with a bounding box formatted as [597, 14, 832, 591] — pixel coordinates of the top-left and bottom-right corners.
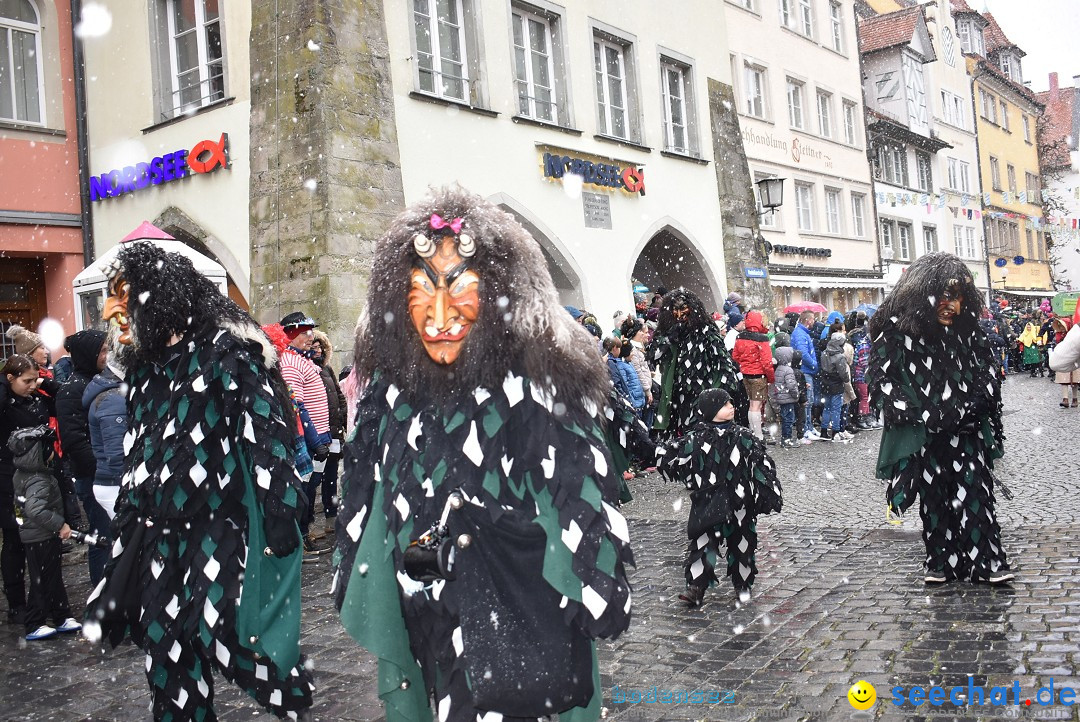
[707, 78, 773, 311]
[249, 0, 405, 355]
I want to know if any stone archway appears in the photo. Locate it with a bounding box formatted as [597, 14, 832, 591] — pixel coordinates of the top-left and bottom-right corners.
[487, 192, 587, 308]
[153, 207, 250, 309]
[630, 221, 721, 311]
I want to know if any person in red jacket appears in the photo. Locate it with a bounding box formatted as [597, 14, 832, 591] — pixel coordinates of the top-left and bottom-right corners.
[732, 310, 774, 439]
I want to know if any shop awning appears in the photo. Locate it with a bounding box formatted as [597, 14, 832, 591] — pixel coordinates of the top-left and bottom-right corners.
[998, 288, 1055, 298]
[769, 274, 888, 289]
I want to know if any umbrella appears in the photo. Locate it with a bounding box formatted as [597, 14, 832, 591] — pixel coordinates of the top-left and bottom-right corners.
[783, 301, 827, 314]
[854, 303, 879, 317]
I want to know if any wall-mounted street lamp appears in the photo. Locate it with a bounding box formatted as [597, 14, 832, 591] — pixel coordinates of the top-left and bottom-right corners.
[873, 246, 895, 272]
[755, 176, 785, 216]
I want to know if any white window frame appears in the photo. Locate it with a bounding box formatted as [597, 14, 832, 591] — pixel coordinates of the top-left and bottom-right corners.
[0, 0, 45, 124]
[660, 57, 693, 153]
[829, 1, 843, 53]
[743, 60, 767, 119]
[958, 160, 970, 193]
[164, 0, 225, 118]
[413, 0, 471, 103]
[1025, 172, 1040, 201]
[794, 181, 814, 231]
[843, 100, 857, 145]
[880, 218, 894, 254]
[874, 142, 907, 186]
[999, 99, 1010, 132]
[825, 187, 842, 234]
[816, 89, 832, 138]
[798, 0, 813, 37]
[1007, 164, 1017, 194]
[779, 0, 795, 30]
[897, 222, 912, 260]
[947, 157, 959, 190]
[915, 151, 932, 193]
[1022, 114, 1031, 143]
[979, 89, 997, 124]
[989, 156, 1001, 189]
[594, 36, 629, 138]
[965, 227, 977, 259]
[787, 77, 805, 129]
[922, 225, 937, 255]
[851, 192, 866, 237]
[511, 6, 558, 123]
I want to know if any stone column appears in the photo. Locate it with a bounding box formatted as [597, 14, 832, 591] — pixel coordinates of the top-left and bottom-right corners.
[249, 0, 405, 353]
[707, 78, 773, 311]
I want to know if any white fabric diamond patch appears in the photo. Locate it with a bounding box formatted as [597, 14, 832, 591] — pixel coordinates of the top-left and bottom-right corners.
[463, 422, 484, 467]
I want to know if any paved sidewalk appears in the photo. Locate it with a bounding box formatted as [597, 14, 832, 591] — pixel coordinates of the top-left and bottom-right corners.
[0, 373, 1076, 720]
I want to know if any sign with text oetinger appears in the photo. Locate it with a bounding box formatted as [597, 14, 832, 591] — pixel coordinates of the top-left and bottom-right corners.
[539, 145, 646, 196]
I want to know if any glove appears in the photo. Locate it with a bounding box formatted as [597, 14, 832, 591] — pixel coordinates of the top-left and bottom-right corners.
[264, 518, 301, 557]
[312, 444, 330, 461]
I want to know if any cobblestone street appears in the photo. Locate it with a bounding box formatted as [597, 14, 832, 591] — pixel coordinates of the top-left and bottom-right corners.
[1, 374, 1077, 721]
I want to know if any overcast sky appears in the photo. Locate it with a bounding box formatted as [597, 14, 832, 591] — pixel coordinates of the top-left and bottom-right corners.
[981, 0, 1079, 93]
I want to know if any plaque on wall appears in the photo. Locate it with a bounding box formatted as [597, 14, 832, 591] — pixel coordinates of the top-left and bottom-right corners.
[582, 192, 612, 229]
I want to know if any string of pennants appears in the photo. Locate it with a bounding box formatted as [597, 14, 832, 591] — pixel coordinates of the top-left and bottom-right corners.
[875, 186, 1080, 235]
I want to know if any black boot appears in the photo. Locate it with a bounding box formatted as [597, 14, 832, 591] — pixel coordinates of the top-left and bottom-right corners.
[679, 584, 707, 608]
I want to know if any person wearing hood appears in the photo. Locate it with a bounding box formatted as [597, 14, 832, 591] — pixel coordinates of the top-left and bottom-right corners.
[732, 311, 774, 440]
[819, 311, 846, 340]
[55, 329, 108, 584]
[790, 311, 821, 440]
[8, 425, 82, 641]
[819, 332, 853, 442]
[657, 388, 782, 606]
[770, 347, 801, 448]
[307, 330, 348, 541]
[724, 311, 745, 352]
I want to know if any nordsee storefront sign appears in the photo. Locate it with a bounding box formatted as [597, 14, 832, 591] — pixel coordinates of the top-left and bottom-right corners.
[89, 133, 230, 202]
[540, 145, 646, 196]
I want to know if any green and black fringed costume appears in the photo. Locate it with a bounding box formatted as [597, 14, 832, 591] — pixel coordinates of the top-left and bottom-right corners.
[604, 389, 657, 504]
[334, 372, 633, 721]
[657, 422, 782, 593]
[86, 324, 314, 721]
[650, 325, 745, 440]
[868, 320, 1010, 582]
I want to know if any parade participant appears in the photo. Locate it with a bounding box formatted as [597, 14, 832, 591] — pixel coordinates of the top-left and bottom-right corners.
[650, 288, 745, 439]
[1050, 315, 1080, 407]
[657, 388, 782, 606]
[85, 241, 314, 721]
[334, 186, 633, 720]
[868, 252, 1013, 585]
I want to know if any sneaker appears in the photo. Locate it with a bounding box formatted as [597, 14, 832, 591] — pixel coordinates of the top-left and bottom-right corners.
[55, 617, 82, 633]
[308, 527, 328, 541]
[799, 437, 814, 445]
[804, 429, 822, 441]
[924, 571, 948, 584]
[837, 431, 855, 441]
[987, 571, 1015, 585]
[783, 438, 800, 449]
[26, 625, 57, 641]
[678, 585, 707, 608]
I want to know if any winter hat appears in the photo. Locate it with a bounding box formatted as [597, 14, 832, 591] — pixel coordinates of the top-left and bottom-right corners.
[744, 310, 766, 333]
[694, 388, 731, 422]
[6, 324, 44, 356]
[726, 292, 743, 304]
[620, 317, 644, 339]
[727, 311, 744, 328]
[563, 305, 585, 320]
[64, 329, 107, 375]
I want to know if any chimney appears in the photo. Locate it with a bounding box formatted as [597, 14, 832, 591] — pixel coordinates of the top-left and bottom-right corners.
[1049, 72, 1059, 100]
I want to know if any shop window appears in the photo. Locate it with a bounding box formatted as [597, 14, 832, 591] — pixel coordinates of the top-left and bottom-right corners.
[151, 0, 225, 121]
[660, 54, 698, 155]
[0, 0, 43, 124]
[593, 29, 640, 141]
[511, 4, 568, 125]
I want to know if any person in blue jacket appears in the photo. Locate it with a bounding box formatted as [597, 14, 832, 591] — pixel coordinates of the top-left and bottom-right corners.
[819, 311, 846, 340]
[604, 337, 646, 412]
[83, 357, 127, 526]
[790, 311, 821, 440]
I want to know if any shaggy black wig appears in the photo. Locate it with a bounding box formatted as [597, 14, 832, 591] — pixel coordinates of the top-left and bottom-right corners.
[870, 252, 984, 340]
[655, 288, 714, 342]
[107, 242, 250, 364]
[353, 185, 609, 415]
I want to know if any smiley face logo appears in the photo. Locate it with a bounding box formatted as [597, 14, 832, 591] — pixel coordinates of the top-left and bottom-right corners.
[847, 680, 876, 710]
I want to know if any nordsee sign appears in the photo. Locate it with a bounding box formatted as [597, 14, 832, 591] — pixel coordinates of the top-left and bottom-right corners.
[542, 151, 645, 196]
[89, 133, 230, 202]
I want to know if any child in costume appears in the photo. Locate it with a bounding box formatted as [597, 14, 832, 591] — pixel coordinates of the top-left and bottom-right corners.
[334, 187, 633, 721]
[868, 252, 1013, 585]
[658, 388, 782, 606]
[86, 241, 314, 721]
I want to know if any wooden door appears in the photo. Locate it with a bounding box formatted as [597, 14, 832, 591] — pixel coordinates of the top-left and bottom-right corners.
[0, 258, 47, 359]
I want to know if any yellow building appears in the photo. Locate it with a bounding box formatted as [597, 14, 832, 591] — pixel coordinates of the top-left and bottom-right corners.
[956, 4, 1052, 300]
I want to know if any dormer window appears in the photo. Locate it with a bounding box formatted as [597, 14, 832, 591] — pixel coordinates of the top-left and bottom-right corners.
[999, 52, 1022, 83]
[956, 19, 984, 56]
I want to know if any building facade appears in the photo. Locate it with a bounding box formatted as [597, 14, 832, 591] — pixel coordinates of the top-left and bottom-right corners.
[858, 0, 988, 295]
[725, 0, 882, 312]
[81, 0, 252, 312]
[958, 5, 1052, 302]
[0, 0, 85, 355]
[1036, 73, 1080, 292]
